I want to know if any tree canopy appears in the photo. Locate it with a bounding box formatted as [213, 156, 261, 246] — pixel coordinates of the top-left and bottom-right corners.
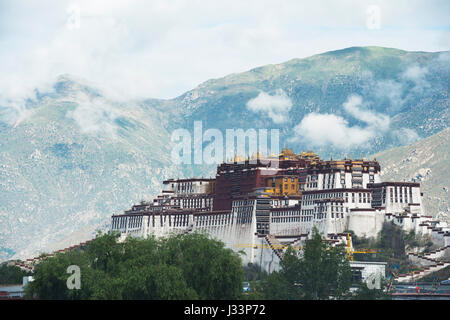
[253, 227, 389, 300]
[0, 263, 33, 285]
[25, 231, 244, 300]
[25, 228, 390, 300]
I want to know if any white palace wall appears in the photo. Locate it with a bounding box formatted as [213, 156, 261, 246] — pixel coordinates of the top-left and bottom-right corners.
[348, 209, 385, 238]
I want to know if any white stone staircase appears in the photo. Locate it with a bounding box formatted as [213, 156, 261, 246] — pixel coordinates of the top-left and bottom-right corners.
[407, 245, 449, 265]
[396, 244, 450, 283]
[395, 261, 450, 283]
[264, 234, 284, 261]
[263, 233, 349, 262]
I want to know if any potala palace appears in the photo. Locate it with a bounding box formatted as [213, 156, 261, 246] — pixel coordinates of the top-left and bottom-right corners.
[110, 148, 449, 279]
[12, 148, 449, 286]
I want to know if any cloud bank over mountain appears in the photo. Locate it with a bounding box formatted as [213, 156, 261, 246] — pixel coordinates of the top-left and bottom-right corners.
[246, 89, 292, 124]
[290, 94, 410, 149]
[65, 92, 121, 138]
[0, 0, 448, 122]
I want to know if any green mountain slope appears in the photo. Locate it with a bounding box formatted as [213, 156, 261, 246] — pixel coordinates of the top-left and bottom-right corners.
[175, 47, 449, 156]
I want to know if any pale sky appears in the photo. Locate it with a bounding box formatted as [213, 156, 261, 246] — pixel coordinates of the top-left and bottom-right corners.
[0, 0, 448, 103]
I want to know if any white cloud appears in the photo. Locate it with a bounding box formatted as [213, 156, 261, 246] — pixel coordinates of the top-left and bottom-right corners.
[402, 65, 430, 93]
[66, 92, 121, 138]
[343, 95, 390, 131]
[292, 93, 422, 149]
[291, 113, 375, 149]
[0, 99, 34, 127]
[292, 94, 391, 149]
[0, 0, 448, 98]
[392, 127, 420, 145]
[373, 79, 405, 114]
[0, 0, 448, 126]
[246, 89, 292, 124]
[403, 65, 428, 81]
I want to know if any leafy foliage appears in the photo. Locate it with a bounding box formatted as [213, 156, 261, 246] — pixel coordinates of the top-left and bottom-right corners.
[0, 263, 33, 285]
[243, 263, 265, 282]
[25, 231, 244, 300]
[348, 222, 436, 275]
[350, 281, 392, 300]
[258, 228, 353, 300]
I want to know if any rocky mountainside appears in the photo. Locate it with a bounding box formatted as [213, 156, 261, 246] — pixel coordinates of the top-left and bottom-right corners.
[0, 46, 448, 261]
[0, 77, 182, 261]
[372, 127, 450, 223]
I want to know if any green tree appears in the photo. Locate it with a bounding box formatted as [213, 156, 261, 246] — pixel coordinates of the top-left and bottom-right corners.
[261, 227, 352, 300]
[297, 228, 352, 299]
[351, 281, 391, 300]
[86, 230, 123, 275]
[243, 263, 265, 281]
[159, 232, 244, 300]
[260, 269, 296, 299]
[26, 249, 91, 300]
[26, 231, 244, 300]
[378, 222, 406, 259]
[0, 263, 32, 284]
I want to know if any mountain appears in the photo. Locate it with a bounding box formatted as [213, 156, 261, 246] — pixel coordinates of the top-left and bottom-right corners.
[0, 76, 182, 261]
[372, 127, 450, 223]
[0, 46, 449, 261]
[173, 46, 449, 157]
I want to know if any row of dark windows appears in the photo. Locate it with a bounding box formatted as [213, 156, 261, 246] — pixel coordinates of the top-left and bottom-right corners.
[112, 216, 142, 230]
